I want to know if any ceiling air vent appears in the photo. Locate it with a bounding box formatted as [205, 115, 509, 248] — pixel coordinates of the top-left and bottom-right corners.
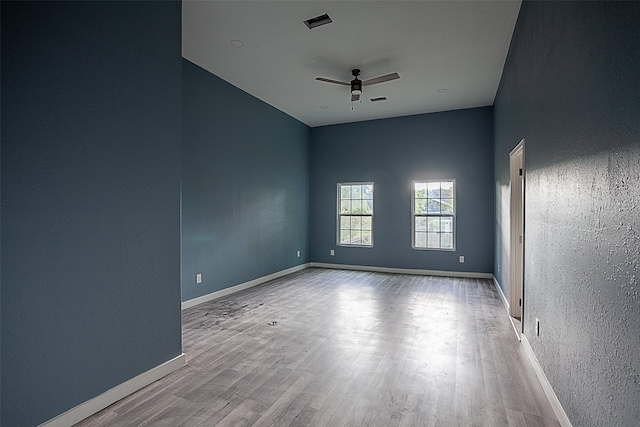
[370, 97, 388, 103]
[304, 14, 332, 30]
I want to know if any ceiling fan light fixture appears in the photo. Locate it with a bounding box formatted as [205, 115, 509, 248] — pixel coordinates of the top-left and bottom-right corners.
[351, 80, 362, 95]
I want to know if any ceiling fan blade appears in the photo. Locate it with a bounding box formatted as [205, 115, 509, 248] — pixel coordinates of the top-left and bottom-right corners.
[351, 93, 361, 102]
[362, 72, 400, 86]
[315, 77, 350, 86]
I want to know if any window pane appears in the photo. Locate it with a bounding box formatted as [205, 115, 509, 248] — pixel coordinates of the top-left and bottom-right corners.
[362, 231, 371, 245]
[415, 232, 427, 248]
[415, 182, 428, 198]
[351, 199, 362, 213]
[351, 230, 362, 244]
[441, 181, 453, 198]
[362, 185, 373, 199]
[427, 233, 440, 248]
[441, 199, 454, 214]
[340, 229, 351, 244]
[428, 182, 440, 198]
[351, 185, 362, 199]
[415, 216, 426, 232]
[428, 217, 440, 232]
[341, 185, 351, 199]
[441, 233, 453, 249]
[350, 216, 361, 230]
[427, 199, 440, 214]
[415, 199, 428, 214]
[341, 216, 351, 229]
[361, 216, 372, 231]
[341, 200, 350, 214]
[362, 199, 373, 214]
[441, 216, 453, 233]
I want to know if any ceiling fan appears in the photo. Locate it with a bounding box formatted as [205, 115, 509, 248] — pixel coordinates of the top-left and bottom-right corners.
[316, 68, 400, 102]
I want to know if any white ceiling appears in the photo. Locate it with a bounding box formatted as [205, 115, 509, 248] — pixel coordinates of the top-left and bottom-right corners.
[182, 1, 522, 128]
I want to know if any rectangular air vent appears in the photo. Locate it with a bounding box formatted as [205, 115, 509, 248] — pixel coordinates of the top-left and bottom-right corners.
[304, 14, 332, 29]
[370, 97, 388, 102]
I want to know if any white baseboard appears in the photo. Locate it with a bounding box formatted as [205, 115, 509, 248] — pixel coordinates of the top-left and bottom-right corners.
[521, 335, 572, 427]
[182, 263, 310, 310]
[493, 276, 510, 315]
[39, 353, 186, 427]
[310, 262, 493, 279]
[493, 277, 569, 425]
[492, 275, 521, 340]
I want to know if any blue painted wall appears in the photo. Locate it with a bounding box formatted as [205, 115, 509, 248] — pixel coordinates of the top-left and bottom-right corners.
[1, 2, 182, 425]
[181, 60, 310, 302]
[310, 108, 494, 273]
[494, 1, 640, 425]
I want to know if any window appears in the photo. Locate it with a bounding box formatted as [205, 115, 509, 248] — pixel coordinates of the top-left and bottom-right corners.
[413, 180, 455, 250]
[338, 183, 373, 246]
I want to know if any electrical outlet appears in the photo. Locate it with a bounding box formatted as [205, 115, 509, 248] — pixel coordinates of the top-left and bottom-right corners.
[535, 318, 540, 336]
[196, 273, 202, 284]
[296, 250, 301, 257]
[497, 264, 500, 273]
[459, 255, 465, 263]
[330, 249, 335, 256]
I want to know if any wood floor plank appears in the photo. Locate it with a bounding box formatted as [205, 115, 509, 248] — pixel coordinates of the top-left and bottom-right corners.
[75, 268, 560, 427]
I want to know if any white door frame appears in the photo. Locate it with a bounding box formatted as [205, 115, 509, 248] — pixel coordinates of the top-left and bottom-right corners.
[509, 139, 525, 330]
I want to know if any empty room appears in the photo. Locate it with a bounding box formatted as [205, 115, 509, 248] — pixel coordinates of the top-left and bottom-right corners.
[1, 1, 638, 426]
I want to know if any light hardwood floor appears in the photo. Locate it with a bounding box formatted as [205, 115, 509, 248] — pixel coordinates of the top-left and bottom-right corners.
[76, 268, 559, 426]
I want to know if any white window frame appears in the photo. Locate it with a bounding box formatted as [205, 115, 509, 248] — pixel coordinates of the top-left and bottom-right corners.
[337, 182, 374, 247]
[412, 180, 456, 251]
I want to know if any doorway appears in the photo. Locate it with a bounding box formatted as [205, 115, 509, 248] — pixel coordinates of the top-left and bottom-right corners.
[509, 140, 525, 338]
